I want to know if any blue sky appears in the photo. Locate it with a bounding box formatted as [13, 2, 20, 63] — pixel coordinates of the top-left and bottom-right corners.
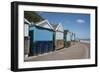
[37, 11, 90, 39]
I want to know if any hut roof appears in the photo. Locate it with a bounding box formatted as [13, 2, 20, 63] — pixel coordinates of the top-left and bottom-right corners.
[24, 18, 31, 24]
[36, 20, 53, 30]
[51, 23, 64, 32]
[51, 24, 58, 30]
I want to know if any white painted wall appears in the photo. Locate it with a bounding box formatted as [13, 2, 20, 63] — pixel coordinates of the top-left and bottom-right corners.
[56, 32, 63, 40]
[55, 24, 64, 40]
[0, 0, 99, 73]
[67, 33, 71, 41]
[24, 24, 29, 36]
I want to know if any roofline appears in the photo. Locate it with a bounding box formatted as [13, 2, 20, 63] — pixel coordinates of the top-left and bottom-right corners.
[55, 23, 60, 30]
[30, 24, 54, 32]
[24, 18, 31, 25]
[36, 20, 45, 25]
[45, 20, 54, 29]
[36, 19, 54, 29]
[55, 23, 64, 31]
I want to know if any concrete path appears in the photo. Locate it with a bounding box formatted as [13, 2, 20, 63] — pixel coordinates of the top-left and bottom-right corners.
[24, 42, 90, 62]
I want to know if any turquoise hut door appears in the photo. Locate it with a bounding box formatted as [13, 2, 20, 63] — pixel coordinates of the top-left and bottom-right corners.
[29, 26, 54, 56]
[34, 27, 54, 54]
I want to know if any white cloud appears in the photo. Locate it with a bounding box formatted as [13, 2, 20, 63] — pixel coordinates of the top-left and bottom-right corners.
[76, 19, 85, 24]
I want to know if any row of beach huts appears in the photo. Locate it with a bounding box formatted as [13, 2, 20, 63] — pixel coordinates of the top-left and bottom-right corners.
[24, 11, 78, 57]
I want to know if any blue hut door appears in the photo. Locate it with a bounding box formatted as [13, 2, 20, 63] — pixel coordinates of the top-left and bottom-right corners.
[34, 27, 54, 54]
[29, 26, 54, 56]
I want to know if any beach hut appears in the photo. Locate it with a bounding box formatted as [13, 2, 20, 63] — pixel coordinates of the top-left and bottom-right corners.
[24, 18, 31, 57]
[24, 11, 43, 56]
[51, 23, 64, 50]
[29, 20, 54, 56]
[69, 32, 76, 45]
[65, 31, 72, 47]
[64, 30, 69, 48]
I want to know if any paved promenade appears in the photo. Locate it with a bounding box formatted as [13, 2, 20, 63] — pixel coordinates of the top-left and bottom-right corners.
[24, 42, 90, 62]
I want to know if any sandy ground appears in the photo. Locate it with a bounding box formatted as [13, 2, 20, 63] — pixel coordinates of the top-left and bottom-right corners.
[24, 42, 90, 62]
